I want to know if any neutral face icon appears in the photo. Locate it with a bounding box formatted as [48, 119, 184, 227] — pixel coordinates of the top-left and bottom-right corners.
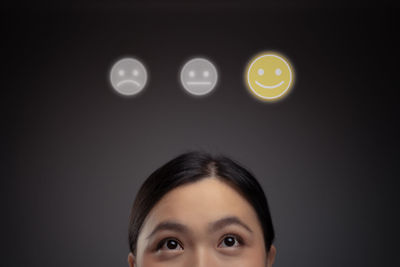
[109, 58, 148, 96]
[246, 53, 294, 101]
[180, 58, 218, 96]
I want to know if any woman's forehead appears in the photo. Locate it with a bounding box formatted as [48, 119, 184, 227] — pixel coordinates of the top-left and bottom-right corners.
[140, 178, 261, 233]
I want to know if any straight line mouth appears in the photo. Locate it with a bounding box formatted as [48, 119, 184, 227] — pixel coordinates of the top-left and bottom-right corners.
[187, 81, 212, 85]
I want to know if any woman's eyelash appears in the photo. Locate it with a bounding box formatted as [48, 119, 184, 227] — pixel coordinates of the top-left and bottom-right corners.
[156, 237, 183, 250]
[219, 233, 244, 246]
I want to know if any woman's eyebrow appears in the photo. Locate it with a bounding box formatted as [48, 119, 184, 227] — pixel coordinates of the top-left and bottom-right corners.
[146, 221, 189, 240]
[208, 216, 254, 234]
[146, 216, 253, 240]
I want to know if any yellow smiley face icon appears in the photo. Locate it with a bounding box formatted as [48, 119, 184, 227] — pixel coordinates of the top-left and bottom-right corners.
[245, 52, 294, 102]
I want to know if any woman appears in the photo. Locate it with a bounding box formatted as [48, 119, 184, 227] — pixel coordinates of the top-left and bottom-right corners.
[127, 151, 276, 267]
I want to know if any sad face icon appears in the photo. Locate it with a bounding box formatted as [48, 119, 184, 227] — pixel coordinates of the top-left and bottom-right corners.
[109, 58, 148, 96]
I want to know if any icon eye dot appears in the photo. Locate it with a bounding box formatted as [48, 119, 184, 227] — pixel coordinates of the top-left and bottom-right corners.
[118, 70, 125, 76]
[258, 68, 264, 75]
[203, 70, 210, 77]
[189, 70, 195, 77]
[275, 68, 282, 76]
[132, 69, 139, 76]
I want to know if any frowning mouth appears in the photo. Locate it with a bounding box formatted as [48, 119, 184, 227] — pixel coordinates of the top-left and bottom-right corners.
[117, 80, 141, 87]
[255, 80, 284, 89]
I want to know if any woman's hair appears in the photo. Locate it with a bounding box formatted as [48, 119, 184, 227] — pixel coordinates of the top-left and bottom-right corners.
[128, 151, 275, 255]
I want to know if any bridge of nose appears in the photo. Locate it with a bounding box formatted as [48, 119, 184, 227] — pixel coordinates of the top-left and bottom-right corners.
[185, 243, 226, 267]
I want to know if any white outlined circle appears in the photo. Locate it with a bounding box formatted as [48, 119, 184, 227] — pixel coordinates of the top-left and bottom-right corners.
[246, 53, 294, 101]
[109, 57, 148, 97]
[180, 57, 218, 96]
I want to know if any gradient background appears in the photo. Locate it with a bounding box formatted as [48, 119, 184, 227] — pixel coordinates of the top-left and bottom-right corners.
[2, 1, 398, 267]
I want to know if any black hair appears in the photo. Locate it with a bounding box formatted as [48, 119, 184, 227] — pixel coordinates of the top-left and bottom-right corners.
[128, 150, 275, 255]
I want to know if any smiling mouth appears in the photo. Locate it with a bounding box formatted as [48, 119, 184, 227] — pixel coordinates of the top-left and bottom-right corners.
[117, 80, 141, 87]
[255, 80, 284, 89]
[187, 81, 212, 85]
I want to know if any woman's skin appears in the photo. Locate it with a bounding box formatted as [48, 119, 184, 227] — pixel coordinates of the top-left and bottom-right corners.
[128, 177, 276, 267]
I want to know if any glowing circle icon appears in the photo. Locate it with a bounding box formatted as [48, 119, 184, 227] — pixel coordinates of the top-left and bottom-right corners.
[245, 52, 294, 102]
[180, 58, 218, 96]
[109, 57, 148, 96]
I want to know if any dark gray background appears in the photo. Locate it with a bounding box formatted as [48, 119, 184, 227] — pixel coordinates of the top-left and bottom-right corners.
[2, 2, 398, 267]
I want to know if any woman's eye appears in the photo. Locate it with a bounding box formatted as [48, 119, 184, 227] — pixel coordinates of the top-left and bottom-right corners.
[157, 238, 183, 251]
[218, 235, 242, 248]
